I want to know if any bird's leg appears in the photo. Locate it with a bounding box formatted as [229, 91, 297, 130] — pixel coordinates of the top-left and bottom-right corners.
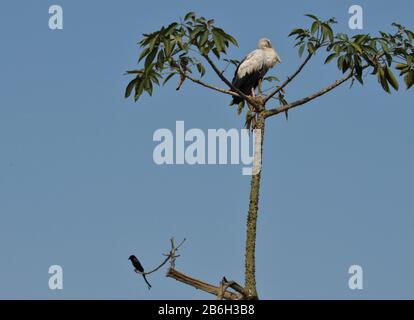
[258, 79, 263, 96]
[251, 87, 256, 97]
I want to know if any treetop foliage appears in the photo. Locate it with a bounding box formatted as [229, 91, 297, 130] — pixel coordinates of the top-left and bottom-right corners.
[125, 11, 414, 104]
[125, 12, 239, 101]
[289, 15, 414, 92]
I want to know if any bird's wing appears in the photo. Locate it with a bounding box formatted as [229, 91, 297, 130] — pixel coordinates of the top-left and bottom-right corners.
[235, 49, 265, 80]
[132, 256, 145, 272]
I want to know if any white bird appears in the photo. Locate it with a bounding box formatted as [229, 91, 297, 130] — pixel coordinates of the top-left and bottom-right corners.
[231, 38, 281, 105]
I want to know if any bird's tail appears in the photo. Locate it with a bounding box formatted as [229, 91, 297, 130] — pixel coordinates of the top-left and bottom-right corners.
[142, 274, 152, 290]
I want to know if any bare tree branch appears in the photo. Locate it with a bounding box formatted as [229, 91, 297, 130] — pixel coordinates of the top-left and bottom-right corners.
[264, 54, 312, 104]
[227, 281, 249, 296]
[167, 268, 240, 300]
[180, 72, 242, 98]
[135, 256, 170, 276]
[202, 53, 261, 109]
[217, 279, 232, 300]
[265, 71, 353, 118]
[135, 237, 186, 276]
[217, 277, 248, 300]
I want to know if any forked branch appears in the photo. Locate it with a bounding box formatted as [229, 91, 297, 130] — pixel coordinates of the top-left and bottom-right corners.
[264, 53, 312, 104]
[265, 71, 354, 118]
[202, 53, 260, 108]
[134, 237, 186, 276]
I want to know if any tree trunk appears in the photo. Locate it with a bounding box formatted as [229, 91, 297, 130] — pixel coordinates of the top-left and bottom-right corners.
[244, 112, 265, 299]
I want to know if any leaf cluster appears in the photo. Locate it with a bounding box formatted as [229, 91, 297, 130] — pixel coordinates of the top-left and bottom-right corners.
[125, 12, 238, 101]
[289, 14, 414, 92]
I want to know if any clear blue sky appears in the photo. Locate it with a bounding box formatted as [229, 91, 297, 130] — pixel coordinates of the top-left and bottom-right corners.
[0, 0, 413, 299]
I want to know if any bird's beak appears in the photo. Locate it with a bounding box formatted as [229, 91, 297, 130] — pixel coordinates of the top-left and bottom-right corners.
[277, 53, 282, 63]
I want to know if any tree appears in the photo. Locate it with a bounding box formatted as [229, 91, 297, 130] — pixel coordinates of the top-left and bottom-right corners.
[125, 12, 414, 299]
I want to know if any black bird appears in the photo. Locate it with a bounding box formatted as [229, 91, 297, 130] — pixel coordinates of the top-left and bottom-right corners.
[128, 255, 152, 289]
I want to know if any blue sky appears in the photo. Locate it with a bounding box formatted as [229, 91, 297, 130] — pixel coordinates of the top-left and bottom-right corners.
[0, 0, 413, 299]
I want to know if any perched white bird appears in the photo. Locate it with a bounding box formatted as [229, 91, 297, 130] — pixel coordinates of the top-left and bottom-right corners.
[231, 38, 281, 105]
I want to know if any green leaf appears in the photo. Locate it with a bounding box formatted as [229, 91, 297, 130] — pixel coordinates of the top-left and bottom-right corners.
[163, 39, 172, 57]
[184, 12, 196, 21]
[125, 78, 138, 98]
[212, 30, 225, 54]
[395, 63, 408, 71]
[149, 72, 160, 85]
[378, 67, 391, 93]
[384, 66, 399, 90]
[144, 79, 154, 96]
[135, 79, 145, 101]
[148, 34, 160, 51]
[144, 47, 158, 70]
[164, 22, 178, 36]
[342, 57, 349, 73]
[213, 27, 238, 47]
[311, 21, 320, 35]
[263, 76, 279, 82]
[125, 70, 144, 75]
[322, 24, 334, 42]
[199, 30, 209, 47]
[139, 31, 159, 47]
[324, 53, 337, 64]
[395, 63, 410, 75]
[304, 14, 319, 21]
[224, 59, 240, 68]
[350, 42, 362, 54]
[337, 55, 345, 71]
[298, 43, 306, 57]
[307, 42, 315, 54]
[288, 28, 304, 37]
[354, 34, 369, 44]
[336, 33, 348, 41]
[156, 50, 165, 68]
[138, 47, 151, 62]
[405, 30, 414, 41]
[189, 26, 204, 43]
[380, 40, 389, 53]
[196, 63, 206, 76]
[404, 70, 414, 89]
[328, 17, 338, 24]
[354, 72, 364, 85]
[176, 37, 187, 51]
[209, 48, 219, 59]
[278, 93, 289, 121]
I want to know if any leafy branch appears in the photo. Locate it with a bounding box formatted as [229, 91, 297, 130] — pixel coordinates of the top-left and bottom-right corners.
[125, 12, 240, 102]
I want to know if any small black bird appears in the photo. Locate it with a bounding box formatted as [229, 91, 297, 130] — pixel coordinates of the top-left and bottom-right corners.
[128, 255, 152, 289]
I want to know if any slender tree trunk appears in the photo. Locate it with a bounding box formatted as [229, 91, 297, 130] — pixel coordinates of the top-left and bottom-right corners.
[244, 112, 265, 299]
